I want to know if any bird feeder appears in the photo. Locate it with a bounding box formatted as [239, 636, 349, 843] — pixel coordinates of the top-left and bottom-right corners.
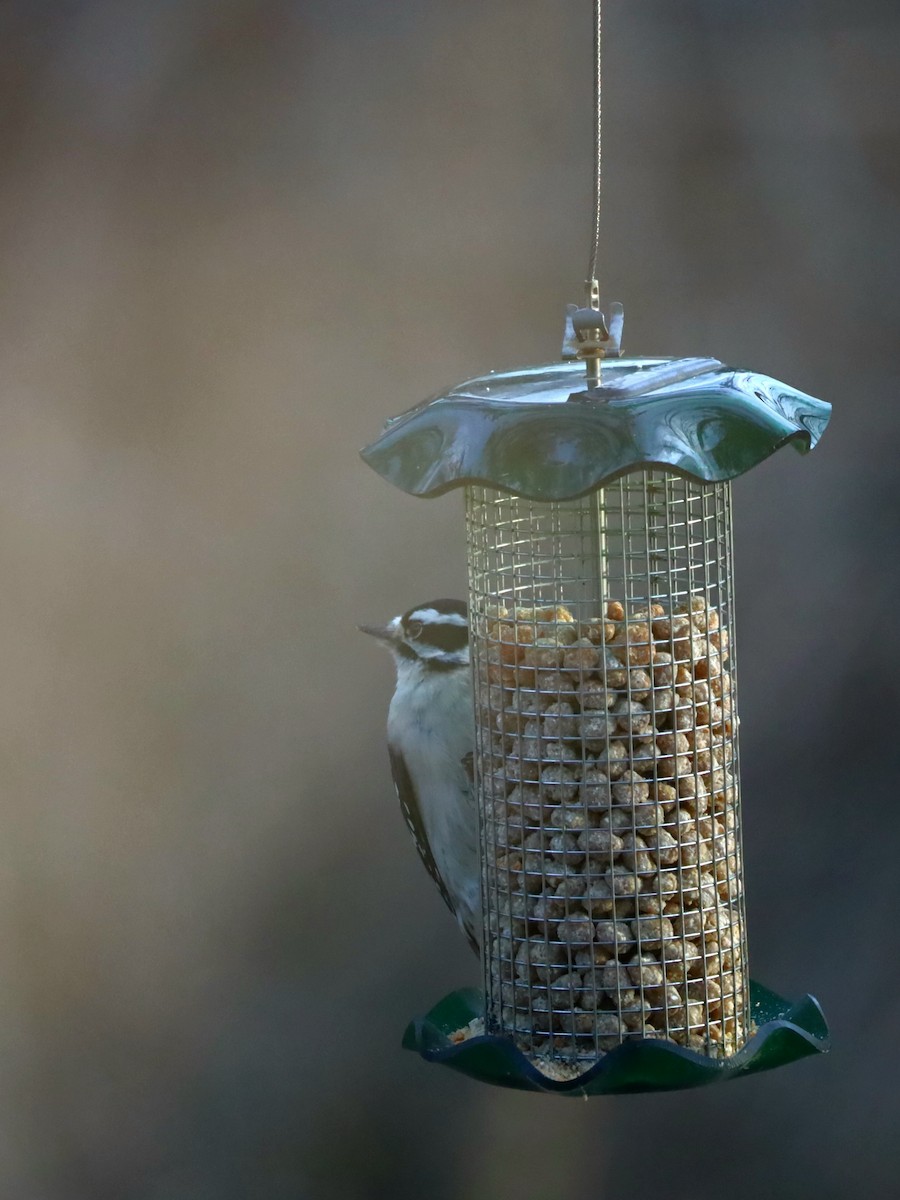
[360, 4, 831, 1095]
[362, 357, 830, 1094]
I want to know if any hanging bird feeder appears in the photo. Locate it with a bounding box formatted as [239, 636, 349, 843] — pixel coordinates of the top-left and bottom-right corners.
[361, 2, 830, 1095]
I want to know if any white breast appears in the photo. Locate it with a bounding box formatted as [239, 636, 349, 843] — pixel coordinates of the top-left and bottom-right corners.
[387, 660, 479, 940]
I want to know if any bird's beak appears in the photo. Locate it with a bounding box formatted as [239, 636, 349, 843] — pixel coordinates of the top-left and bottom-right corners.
[358, 620, 399, 644]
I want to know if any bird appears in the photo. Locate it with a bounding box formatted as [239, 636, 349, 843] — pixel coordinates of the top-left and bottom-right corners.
[361, 598, 479, 954]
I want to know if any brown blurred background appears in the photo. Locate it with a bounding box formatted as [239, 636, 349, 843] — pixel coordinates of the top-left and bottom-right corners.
[0, 1, 898, 1196]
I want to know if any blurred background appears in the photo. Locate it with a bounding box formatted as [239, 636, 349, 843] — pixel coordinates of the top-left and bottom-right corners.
[0, 1, 898, 1196]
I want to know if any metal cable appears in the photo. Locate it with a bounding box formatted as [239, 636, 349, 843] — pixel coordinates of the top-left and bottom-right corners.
[586, 0, 602, 290]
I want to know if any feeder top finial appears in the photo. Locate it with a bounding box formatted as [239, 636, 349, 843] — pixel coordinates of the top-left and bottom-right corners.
[562, 295, 625, 385]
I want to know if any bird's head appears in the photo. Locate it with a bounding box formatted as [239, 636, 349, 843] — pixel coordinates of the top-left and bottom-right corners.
[360, 598, 469, 671]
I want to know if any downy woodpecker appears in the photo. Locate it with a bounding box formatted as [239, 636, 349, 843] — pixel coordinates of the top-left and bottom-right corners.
[361, 599, 479, 954]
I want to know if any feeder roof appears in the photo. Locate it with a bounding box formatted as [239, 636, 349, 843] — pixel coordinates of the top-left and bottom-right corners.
[361, 357, 831, 501]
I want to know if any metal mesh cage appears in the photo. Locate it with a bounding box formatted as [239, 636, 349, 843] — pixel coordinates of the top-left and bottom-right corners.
[467, 470, 748, 1070]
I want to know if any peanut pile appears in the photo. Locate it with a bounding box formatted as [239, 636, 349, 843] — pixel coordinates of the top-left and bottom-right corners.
[476, 596, 745, 1063]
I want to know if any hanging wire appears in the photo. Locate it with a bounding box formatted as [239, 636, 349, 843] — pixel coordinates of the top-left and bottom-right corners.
[586, 0, 602, 294]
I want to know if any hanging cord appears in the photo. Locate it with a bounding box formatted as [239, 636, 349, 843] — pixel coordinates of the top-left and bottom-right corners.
[586, 0, 602, 302]
[563, 0, 622, 380]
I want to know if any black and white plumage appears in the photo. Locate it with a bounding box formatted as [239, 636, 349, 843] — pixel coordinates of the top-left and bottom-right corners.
[361, 599, 479, 954]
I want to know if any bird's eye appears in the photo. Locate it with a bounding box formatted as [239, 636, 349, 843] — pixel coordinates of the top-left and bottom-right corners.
[407, 620, 424, 639]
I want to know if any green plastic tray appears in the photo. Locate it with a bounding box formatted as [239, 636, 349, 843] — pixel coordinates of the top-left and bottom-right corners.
[402, 980, 828, 1095]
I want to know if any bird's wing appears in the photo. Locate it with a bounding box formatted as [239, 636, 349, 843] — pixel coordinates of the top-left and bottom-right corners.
[388, 744, 479, 956]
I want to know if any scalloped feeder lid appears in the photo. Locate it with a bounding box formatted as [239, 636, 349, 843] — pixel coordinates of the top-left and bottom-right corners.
[361, 357, 831, 500]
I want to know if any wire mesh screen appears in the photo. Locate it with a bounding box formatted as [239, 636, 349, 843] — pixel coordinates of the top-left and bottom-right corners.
[466, 470, 748, 1073]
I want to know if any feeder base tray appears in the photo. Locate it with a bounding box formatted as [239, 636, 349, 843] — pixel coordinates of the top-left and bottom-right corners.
[402, 980, 828, 1095]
